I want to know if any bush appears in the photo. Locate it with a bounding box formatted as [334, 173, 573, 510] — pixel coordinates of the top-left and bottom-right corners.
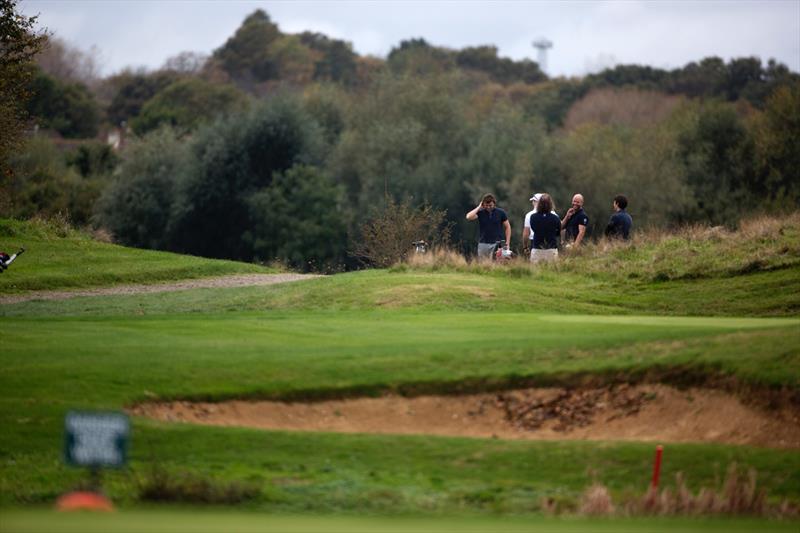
[131, 78, 249, 135]
[169, 94, 325, 260]
[245, 165, 347, 272]
[353, 197, 451, 268]
[94, 127, 185, 248]
[5, 136, 105, 225]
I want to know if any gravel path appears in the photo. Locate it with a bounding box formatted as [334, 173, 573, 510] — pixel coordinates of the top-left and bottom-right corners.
[4, 273, 321, 304]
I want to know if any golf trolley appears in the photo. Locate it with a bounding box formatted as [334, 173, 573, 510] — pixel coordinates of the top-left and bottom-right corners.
[412, 240, 429, 255]
[0, 247, 25, 273]
[491, 240, 513, 262]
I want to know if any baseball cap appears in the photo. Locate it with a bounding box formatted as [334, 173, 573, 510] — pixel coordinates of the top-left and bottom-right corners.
[529, 193, 542, 202]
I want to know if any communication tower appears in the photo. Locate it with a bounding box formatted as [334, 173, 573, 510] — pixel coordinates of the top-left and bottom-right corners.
[532, 38, 553, 74]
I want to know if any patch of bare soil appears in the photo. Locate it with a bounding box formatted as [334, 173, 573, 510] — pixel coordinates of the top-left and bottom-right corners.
[5, 273, 320, 303]
[130, 384, 800, 448]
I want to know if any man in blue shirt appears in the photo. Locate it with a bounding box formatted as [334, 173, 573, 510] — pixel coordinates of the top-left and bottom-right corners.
[466, 193, 511, 260]
[561, 193, 589, 248]
[604, 194, 632, 240]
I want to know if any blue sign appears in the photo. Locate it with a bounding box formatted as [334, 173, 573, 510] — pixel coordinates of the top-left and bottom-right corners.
[64, 411, 129, 468]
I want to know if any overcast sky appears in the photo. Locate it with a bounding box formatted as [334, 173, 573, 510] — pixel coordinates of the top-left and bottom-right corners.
[20, 0, 800, 78]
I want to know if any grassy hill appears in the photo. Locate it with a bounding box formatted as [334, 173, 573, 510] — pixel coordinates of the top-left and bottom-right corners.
[0, 218, 273, 293]
[1, 215, 799, 522]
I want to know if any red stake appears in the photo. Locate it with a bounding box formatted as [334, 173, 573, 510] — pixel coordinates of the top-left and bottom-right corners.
[651, 445, 664, 489]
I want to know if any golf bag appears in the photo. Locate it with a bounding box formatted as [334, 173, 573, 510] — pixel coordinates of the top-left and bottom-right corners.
[0, 248, 25, 273]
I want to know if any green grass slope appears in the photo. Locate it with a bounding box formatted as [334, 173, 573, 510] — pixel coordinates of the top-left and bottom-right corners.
[0, 218, 273, 293]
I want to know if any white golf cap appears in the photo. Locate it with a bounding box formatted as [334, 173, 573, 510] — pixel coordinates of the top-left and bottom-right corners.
[529, 193, 542, 202]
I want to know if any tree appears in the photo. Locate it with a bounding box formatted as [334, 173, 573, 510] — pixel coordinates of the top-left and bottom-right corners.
[6, 136, 106, 225]
[94, 128, 185, 249]
[328, 73, 472, 241]
[0, 0, 46, 182]
[387, 38, 455, 76]
[212, 9, 281, 86]
[675, 102, 755, 225]
[67, 140, 118, 178]
[456, 46, 546, 84]
[554, 119, 692, 231]
[25, 68, 101, 138]
[130, 78, 249, 135]
[169, 95, 325, 259]
[245, 165, 347, 271]
[105, 69, 180, 126]
[750, 83, 800, 203]
[299, 32, 358, 85]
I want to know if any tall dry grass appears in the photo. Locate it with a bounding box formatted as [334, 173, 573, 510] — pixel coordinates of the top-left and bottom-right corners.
[569, 464, 797, 518]
[397, 212, 800, 282]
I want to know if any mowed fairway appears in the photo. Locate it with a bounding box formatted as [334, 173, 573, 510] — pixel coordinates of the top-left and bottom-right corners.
[2, 510, 799, 533]
[2, 311, 799, 406]
[2, 218, 800, 529]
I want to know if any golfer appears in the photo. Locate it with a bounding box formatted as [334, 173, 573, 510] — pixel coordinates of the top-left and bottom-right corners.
[528, 194, 561, 263]
[604, 194, 632, 240]
[561, 193, 589, 248]
[466, 193, 511, 260]
[523, 192, 559, 259]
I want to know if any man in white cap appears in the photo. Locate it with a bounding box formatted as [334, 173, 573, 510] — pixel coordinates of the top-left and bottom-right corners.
[522, 193, 558, 261]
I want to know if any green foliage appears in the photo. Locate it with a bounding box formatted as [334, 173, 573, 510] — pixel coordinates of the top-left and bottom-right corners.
[66, 140, 119, 178]
[0, 0, 46, 179]
[750, 82, 800, 203]
[460, 104, 553, 228]
[518, 79, 589, 129]
[4, 137, 106, 224]
[170, 95, 325, 260]
[245, 165, 347, 271]
[456, 45, 546, 84]
[301, 83, 348, 149]
[329, 73, 471, 238]
[211, 9, 281, 85]
[387, 38, 455, 76]
[299, 31, 358, 85]
[130, 78, 249, 135]
[105, 69, 180, 126]
[588, 56, 800, 109]
[675, 102, 755, 225]
[555, 120, 691, 231]
[25, 68, 101, 138]
[94, 128, 186, 249]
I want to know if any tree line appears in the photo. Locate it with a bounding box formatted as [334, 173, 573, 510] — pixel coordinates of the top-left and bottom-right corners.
[2, 3, 798, 271]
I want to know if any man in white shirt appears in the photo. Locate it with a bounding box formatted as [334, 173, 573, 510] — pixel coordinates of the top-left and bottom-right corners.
[522, 193, 542, 256]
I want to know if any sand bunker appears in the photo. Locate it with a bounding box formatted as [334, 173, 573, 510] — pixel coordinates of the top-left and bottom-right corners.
[130, 384, 800, 448]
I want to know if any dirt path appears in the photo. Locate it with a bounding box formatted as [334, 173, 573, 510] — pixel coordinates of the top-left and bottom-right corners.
[130, 384, 800, 448]
[4, 273, 321, 303]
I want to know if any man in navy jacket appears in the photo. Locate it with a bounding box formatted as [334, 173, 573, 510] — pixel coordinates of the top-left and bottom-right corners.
[604, 194, 632, 240]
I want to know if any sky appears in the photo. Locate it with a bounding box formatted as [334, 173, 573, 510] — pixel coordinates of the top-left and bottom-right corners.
[20, 0, 800, 78]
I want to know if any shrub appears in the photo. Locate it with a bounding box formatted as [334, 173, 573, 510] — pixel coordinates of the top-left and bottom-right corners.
[94, 127, 185, 249]
[352, 197, 452, 268]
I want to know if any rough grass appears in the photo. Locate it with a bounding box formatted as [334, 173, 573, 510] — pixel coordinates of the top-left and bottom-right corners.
[399, 213, 800, 283]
